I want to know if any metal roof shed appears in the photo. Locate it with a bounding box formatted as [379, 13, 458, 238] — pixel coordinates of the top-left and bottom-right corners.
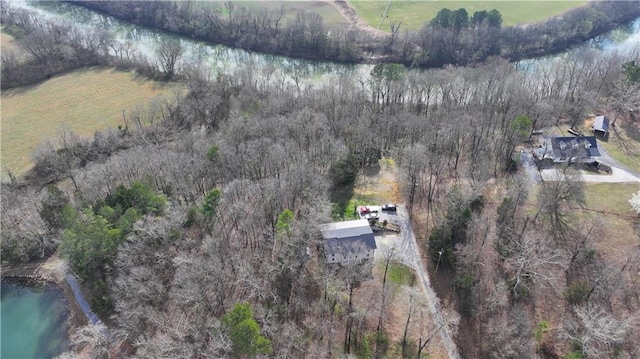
[593, 116, 609, 137]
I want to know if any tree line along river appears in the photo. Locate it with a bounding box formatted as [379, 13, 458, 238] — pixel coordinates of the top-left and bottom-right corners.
[11, 1, 640, 89]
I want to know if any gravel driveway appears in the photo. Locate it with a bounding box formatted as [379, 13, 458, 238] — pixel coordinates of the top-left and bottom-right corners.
[374, 206, 461, 359]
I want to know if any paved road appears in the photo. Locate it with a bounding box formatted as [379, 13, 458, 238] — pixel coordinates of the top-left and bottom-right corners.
[375, 207, 461, 359]
[519, 151, 542, 183]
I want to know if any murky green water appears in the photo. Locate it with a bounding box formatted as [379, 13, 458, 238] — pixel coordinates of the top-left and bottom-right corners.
[1, 280, 69, 359]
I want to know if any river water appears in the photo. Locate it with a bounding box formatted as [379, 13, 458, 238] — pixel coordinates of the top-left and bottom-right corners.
[1, 280, 69, 359]
[13, 0, 640, 85]
[13, 0, 369, 87]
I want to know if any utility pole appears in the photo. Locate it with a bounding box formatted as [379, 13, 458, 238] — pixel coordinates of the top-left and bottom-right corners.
[436, 248, 444, 272]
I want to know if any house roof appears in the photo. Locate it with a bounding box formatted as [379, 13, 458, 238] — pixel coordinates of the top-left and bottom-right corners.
[549, 136, 600, 162]
[321, 219, 373, 239]
[593, 116, 609, 133]
[321, 220, 377, 257]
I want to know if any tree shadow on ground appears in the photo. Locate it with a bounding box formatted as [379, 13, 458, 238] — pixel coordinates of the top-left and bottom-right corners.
[619, 116, 640, 142]
[330, 184, 356, 220]
[329, 163, 382, 220]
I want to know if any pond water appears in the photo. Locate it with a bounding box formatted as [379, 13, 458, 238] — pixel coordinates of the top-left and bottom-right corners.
[1, 280, 69, 359]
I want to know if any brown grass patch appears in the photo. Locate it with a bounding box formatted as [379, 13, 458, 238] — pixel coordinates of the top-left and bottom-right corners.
[0, 28, 21, 53]
[1, 67, 181, 179]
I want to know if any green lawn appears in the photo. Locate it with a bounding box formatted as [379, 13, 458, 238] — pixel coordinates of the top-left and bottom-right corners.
[349, 0, 588, 31]
[330, 186, 378, 220]
[600, 140, 640, 174]
[1, 67, 180, 179]
[384, 262, 416, 286]
[584, 183, 639, 216]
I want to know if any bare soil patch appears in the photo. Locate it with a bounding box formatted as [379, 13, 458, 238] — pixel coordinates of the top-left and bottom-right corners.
[327, 0, 390, 39]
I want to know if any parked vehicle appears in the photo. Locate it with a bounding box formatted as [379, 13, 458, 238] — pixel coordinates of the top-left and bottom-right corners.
[364, 213, 379, 222]
[381, 204, 397, 212]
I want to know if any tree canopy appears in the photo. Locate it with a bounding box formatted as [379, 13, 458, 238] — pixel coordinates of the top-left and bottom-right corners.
[222, 303, 272, 357]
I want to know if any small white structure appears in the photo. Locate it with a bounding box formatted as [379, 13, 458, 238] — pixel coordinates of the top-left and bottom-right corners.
[593, 116, 609, 138]
[320, 220, 376, 265]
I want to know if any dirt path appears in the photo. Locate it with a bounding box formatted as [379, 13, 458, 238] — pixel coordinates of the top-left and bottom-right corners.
[327, 0, 390, 38]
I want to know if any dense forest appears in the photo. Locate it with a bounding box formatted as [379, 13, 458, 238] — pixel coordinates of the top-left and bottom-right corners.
[71, 0, 640, 67]
[2, 1, 640, 358]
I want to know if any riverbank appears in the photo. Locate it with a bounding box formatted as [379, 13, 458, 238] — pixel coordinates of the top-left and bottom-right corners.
[67, 0, 640, 68]
[1, 255, 88, 338]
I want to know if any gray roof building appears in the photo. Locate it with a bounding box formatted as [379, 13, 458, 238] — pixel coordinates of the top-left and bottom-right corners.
[320, 220, 376, 264]
[549, 136, 600, 163]
[593, 116, 609, 137]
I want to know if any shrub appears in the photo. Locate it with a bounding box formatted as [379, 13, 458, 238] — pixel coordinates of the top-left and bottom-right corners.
[104, 181, 166, 216]
[454, 272, 476, 316]
[222, 303, 272, 357]
[564, 280, 591, 305]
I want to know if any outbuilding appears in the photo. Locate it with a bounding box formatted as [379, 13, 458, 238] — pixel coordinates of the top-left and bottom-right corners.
[592, 116, 609, 138]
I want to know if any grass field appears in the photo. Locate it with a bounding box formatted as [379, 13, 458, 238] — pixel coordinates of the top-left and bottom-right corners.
[1, 68, 180, 179]
[330, 158, 400, 219]
[1, 28, 22, 53]
[582, 183, 639, 256]
[383, 262, 416, 286]
[348, 0, 588, 31]
[584, 183, 639, 216]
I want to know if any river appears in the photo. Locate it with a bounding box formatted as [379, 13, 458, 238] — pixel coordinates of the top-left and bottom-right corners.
[12, 1, 640, 85]
[1, 280, 69, 359]
[13, 0, 369, 88]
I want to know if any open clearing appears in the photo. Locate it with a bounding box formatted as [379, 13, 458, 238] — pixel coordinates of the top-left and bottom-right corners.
[582, 183, 639, 258]
[1, 28, 22, 53]
[583, 183, 639, 216]
[598, 121, 640, 174]
[348, 0, 587, 31]
[1, 67, 179, 179]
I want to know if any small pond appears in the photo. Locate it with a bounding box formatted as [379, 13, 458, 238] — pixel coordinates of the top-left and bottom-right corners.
[1, 280, 69, 359]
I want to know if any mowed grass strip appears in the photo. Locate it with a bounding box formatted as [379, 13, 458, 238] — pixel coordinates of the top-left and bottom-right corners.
[582, 183, 639, 257]
[384, 262, 416, 286]
[583, 183, 639, 216]
[348, 0, 587, 31]
[1, 67, 179, 178]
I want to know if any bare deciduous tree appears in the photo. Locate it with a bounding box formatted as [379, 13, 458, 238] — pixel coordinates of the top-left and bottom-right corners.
[156, 38, 184, 77]
[564, 305, 638, 359]
[504, 232, 566, 298]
